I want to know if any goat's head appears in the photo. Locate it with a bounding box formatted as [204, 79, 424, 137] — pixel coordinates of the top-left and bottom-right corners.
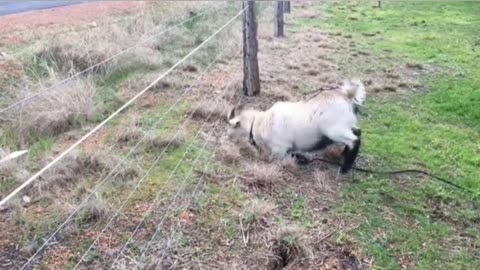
[226, 105, 257, 141]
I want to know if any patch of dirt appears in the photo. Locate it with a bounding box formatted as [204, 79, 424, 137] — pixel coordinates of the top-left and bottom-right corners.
[0, 1, 149, 38]
[40, 246, 74, 269]
[325, 31, 436, 96]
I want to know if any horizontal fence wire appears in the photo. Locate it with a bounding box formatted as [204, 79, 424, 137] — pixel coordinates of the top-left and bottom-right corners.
[0, 7, 246, 209]
[140, 93, 242, 270]
[74, 54, 242, 269]
[109, 71, 241, 269]
[20, 42, 240, 270]
[0, 6, 219, 115]
[18, 12, 244, 270]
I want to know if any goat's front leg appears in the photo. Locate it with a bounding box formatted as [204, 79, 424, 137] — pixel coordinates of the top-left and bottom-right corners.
[269, 145, 288, 162]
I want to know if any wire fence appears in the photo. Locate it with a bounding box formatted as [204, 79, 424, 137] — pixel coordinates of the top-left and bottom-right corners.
[0, 3, 248, 269]
[19, 42, 241, 270]
[79, 67, 241, 270]
[0, 6, 219, 115]
[0, 6, 245, 209]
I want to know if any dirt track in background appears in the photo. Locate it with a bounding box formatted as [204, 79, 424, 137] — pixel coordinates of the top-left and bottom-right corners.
[0, 1, 147, 39]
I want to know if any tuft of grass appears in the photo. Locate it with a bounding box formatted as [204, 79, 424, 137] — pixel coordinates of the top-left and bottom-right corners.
[241, 163, 284, 190]
[117, 126, 144, 144]
[188, 99, 230, 122]
[144, 130, 186, 153]
[270, 224, 310, 269]
[217, 139, 242, 165]
[28, 150, 116, 196]
[28, 45, 108, 78]
[76, 193, 111, 226]
[240, 198, 276, 226]
[0, 148, 29, 199]
[279, 155, 298, 172]
[9, 78, 96, 144]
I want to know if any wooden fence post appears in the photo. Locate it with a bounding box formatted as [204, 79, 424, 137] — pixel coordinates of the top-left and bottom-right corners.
[284, 1, 291, 14]
[378, 1, 381, 8]
[243, 0, 260, 96]
[274, 1, 284, 37]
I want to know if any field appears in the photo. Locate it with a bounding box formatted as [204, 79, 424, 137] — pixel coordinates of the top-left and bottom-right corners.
[0, 1, 479, 269]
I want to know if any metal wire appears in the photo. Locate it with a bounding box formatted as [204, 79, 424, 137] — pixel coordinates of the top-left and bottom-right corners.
[106, 73, 241, 270]
[19, 40, 241, 270]
[0, 7, 246, 209]
[0, 7, 217, 115]
[143, 99, 242, 270]
[73, 56, 242, 269]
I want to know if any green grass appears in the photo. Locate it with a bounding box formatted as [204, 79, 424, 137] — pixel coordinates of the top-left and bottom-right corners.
[302, 1, 480, 269]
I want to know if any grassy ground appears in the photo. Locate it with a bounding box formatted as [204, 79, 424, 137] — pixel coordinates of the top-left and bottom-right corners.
[2, 1, 479, 269]
[313, 1, 480, 269]
[0, 2, 246, 268]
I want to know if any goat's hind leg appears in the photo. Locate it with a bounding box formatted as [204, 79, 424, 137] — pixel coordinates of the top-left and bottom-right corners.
[340, 128, 361, 174]
[326, 128, 361, 174]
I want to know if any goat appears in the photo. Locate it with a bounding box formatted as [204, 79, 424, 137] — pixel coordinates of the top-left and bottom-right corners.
[227, 79, 365, 174]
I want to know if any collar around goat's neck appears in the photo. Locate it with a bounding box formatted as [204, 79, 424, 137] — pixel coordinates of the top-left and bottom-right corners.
[249, 117, 258, 149]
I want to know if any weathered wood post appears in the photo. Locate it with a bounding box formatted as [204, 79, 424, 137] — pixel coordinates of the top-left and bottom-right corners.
[284, 1, 291, 14]
[378, 0, 381, 8]
[242, 0, 260, 96]
[274, 1, 284, 37]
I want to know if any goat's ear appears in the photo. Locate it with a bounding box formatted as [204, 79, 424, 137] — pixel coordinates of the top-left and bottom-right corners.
[228, 104, 245, 120]
[228, 118, 240, 128]
[228, 108, 236, 120]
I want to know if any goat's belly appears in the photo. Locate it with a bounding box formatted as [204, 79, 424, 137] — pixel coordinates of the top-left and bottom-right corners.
[293, 135, 334, 152]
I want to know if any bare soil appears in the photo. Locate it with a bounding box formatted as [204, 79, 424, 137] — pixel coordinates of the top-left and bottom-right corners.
[0, 2, 147, 38]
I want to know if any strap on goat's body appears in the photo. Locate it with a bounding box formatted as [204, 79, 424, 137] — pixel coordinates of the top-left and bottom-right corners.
[249, 118, 258, 149]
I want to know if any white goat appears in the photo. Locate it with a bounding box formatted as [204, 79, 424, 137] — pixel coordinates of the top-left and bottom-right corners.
[227, 79, 365, 174]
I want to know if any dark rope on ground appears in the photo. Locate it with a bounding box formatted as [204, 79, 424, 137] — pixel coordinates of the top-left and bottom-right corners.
[309, 157, 470, 192]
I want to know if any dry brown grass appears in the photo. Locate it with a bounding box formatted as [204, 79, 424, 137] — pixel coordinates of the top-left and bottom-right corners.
[111, 159, 140, 183]
[241, 198, 276, 227]
[29, 150, 115, 196]
[241, 162, 284, 190]
[313, 169, 334, 194]
[11, 78, 96, 141]
[144, 129, 186, 152]
[279, 155, 298, 172]
[188, 99, 230, 122]
[270, 225, 311, 269]
[117, 126, 144, 144]
[76, 193, 111, 225]
[2, 1, 223, 145]
[33, 45, 109, 75]
[264, 86, 294, 102]
[217, 139, 242, 165]
[0, 148, 20, 177]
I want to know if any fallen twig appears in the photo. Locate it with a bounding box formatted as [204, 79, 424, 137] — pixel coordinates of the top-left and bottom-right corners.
[318, 229, 337, 243]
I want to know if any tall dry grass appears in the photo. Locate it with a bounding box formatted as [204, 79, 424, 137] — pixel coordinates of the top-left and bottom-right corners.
[12, 78, 96, 140]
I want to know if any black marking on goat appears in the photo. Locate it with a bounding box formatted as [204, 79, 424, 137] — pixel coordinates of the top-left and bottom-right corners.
[352, 128, 361, 137]
[249, 118, 258, 150]
[310, 135, 334, 152]
[353, 103, 361, 115]
[340, 129, 361, 174]
[289, 135, 333, 153]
